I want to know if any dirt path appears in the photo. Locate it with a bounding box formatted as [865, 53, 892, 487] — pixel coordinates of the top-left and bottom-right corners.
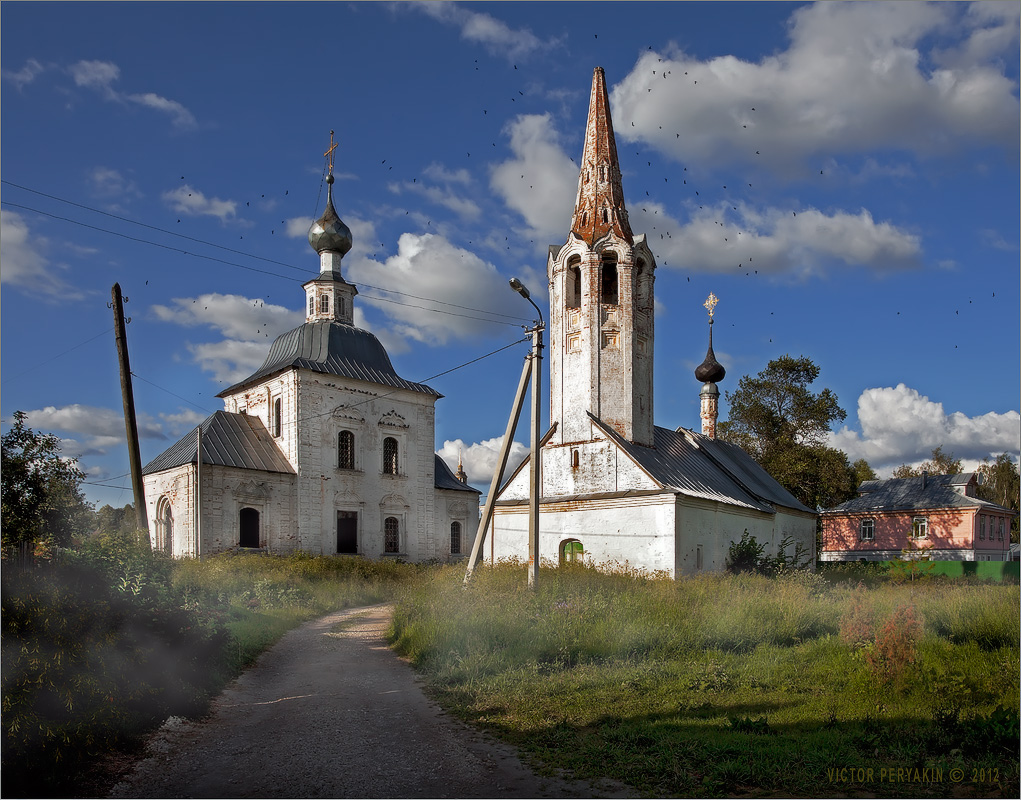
[109, 604, 631, 799]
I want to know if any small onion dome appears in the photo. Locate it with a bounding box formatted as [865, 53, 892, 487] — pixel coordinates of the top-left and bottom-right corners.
[308, 176, 353, 256]
[694, 324, 726, 383]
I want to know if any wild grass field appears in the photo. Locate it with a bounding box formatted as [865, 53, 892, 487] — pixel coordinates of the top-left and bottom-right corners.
[390, 561, 1020, 798]
[3, 541, 1018, 798]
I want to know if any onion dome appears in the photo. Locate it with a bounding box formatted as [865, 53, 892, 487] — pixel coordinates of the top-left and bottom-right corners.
[694, 322, 726, 383]
[308, 175, 353, 256]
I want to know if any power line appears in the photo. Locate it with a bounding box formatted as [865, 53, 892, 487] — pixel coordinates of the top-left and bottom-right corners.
[0, 326, 114, 385]
[1, 181, 530, 324]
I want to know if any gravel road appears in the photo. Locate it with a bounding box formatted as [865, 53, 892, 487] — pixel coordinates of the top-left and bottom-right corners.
[109, 604, 631, 799]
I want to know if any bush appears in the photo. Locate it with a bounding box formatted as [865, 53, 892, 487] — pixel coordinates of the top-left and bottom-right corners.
[864, 605, 922, 687]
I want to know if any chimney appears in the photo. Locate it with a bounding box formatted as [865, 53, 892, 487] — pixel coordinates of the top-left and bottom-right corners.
[921, 470, 928, 490]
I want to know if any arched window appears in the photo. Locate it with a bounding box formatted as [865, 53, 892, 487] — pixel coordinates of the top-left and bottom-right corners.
[601, 253, 618, 305]
[559, 539, 584, 564]
[320, 294, 330, 314]
[156, 496, 173, 555]
[338, 430, 355, 470]
[272, 397, 282, 438]
[450, 521, 462, 555]
[337, 297, 345, 316]
[384, 517, 400, 553]
[566, 256, 581, 310]
[383, 437, 399, 475]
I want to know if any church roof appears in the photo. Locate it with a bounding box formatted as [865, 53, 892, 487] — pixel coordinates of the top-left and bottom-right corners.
[217, 321, 439, 398]
[589, 415, 814, 514]
[142, 410, 295, 475]
[434, 454, 481, 494]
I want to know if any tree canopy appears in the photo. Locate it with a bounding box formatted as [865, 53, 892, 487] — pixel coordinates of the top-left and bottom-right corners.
[718, 355, 862, 510]
[892, 445, 963, 478]
[977, 453, 1020, 541]
[1, 411, 94, 551]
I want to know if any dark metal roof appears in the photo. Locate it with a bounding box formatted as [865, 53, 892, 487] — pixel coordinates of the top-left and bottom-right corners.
[217, 321, 439, 398]
[142, 411, 295, 475]
[434, 454, 481, 494]
[821, 473, 1016, 515]
[589, 415, 785, 513]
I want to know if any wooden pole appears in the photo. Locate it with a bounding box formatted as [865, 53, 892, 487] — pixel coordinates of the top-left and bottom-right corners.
[464, 354, 533, 584]
[111, 283, 149, 542]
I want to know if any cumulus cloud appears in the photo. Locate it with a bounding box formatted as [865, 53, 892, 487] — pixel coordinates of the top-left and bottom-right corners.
[21, 404, 168, 458]
[411, 1, 548, 61]
[0, 210, 75, 295]
[152, 293, 303, 383]
[829, 384, 1021, 474]
[490, 114, 578, 241]
[388, 178, 481, 220]
[346, 232, 525, 346]
[162, 185, 239, 222]
[437, 436, 529, 489]
[648, 202, 921, 276]
[69, 59, 197, 130]
[611, 2, 1019, 174]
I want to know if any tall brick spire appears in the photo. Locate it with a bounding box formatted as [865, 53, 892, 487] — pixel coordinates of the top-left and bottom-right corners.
[570, 66, 633, 246]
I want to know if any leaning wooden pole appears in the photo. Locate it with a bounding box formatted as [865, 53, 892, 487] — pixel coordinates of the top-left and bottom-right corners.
[111, 283, 149, 542]
[463, 354, 533, 584]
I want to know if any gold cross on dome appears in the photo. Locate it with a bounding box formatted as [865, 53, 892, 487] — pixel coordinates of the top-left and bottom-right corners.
[703, 292, 719, 319]
[324, 130, 338, 174]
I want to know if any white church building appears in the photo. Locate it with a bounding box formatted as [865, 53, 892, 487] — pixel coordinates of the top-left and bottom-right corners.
[142, 154, 480, 561]
[488, 68, 816, 576]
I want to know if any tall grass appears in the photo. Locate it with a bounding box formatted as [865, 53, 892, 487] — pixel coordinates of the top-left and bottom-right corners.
[390, 560, 1020, 797]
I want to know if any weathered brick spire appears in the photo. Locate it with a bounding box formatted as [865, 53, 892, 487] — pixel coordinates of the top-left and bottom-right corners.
[571, 67, 633, 246]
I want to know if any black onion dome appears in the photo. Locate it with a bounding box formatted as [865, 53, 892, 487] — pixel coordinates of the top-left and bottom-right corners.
[694, 325, 726, 383]
[217, 321, 438, 397]
[308, 179, 353, 256]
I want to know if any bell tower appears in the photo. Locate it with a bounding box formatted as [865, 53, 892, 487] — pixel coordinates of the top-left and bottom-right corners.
[548, 67, 656, 447]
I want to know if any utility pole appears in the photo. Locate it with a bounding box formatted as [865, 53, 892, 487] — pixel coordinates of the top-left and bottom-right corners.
[111, 283, 149, 541]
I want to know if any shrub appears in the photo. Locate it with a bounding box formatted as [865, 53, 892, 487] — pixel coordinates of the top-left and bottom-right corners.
[864, 605, 923, 686]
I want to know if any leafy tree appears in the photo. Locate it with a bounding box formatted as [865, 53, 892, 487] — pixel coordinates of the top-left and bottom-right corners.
[1, 411, 93, 551]
[94, 503, 139, 537]
[892, 445, 963, 478]
[977, 454, 1020, 541]
[851, 458, 878, 487]
[718, 355, 857, 509]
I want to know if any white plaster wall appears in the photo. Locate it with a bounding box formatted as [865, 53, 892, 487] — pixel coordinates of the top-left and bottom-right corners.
[490, 493, 677, 574]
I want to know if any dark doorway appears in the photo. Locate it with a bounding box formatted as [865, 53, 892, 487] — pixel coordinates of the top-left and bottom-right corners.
[337, 511, 358, 554]
[239, 507, 260, 548]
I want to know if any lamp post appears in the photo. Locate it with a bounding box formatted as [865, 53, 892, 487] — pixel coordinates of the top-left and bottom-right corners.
[509, 278, 544, 589]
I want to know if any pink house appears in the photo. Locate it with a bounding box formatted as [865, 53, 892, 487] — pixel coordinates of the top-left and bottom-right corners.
[820, 473, 1016, 562]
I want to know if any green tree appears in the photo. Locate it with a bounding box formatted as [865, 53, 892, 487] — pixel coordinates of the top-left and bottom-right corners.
[977, 453, 1020, 541]
[1, 411, 94, 551]
[851, 458, 878, 487]
[718, 355, 857, 509]
[892, 445, 963, 478]
[93, 503, 139, 537]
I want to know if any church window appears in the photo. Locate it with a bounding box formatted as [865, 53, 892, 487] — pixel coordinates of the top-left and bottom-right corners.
[582, 212, 587, 227]
[560, 539, 584, 564]
[384, 516, 400, 553]
[601, 253, 618, 305]
[860, 519, 875, 541]
[338, 430, 355, 469]
[156, 496, 173, 555]
[320, 294, 329, 314]
[602, 208, 608, 224]
[272, 398, 282, 438]
[383, 437, 399, 475]
[337, 297, 345, 316]
[309, 295, 315, 316]
[450, 521, 462, 555]
[566, 257, 581, 309]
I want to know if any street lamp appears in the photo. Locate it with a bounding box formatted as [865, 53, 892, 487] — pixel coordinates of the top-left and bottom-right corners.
[510, 277, 543, 588]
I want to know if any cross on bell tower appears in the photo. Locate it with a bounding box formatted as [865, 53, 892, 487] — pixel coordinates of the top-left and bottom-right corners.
[547, 67, 657, 448]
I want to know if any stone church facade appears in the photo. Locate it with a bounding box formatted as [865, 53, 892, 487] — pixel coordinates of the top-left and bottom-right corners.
[489, 68, 816, 576]
[142, 158, 480, 561]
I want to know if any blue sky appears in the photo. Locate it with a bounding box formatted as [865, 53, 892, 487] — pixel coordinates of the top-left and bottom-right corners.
[2, 1, 1019, 509]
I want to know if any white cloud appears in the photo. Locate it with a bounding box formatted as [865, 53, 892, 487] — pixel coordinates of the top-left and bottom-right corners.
[829, 384, 1021, 474]
[412, 1, 548, 61]
[21, 404, 168, 459]
[0, 210, 74, 295]
[346, 232, 523, 346]
[89, 166, 141, 200]
[490, 114, 578, 241]
[285, 216, 313, 238]
[162, 185, 238, 222]
[611, 2, 1019, 174]
[152, 293, 303, 383]
[635, 201, 920, 276]
[388, 179, 481, 220]
[2, 58, 46, 90]
[437, 436, 529, 488]
[69, 59, 197, 129]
